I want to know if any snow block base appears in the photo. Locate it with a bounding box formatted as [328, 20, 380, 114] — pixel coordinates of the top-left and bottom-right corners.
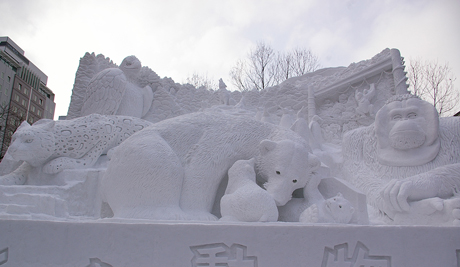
[0, 219, 459, 267]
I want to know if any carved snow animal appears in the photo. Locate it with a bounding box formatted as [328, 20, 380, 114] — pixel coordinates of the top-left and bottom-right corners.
[355, 83, 376, 116]
[220, 158, 278, 222]
[103, 111, 320, 221]
[0, 114, 152, 185]
[299, 193, 355, 224]
[342, 94, 460, 225]
[80, 55, 154, 119]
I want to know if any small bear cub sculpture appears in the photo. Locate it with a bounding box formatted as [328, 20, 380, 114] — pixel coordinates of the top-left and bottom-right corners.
[220, 158, 279, 222]
[299, 193, 354, 224]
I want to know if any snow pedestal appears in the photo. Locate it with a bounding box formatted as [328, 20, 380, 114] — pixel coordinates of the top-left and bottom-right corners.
[0, 219, 459, 267]
[0, 169, 104, 220]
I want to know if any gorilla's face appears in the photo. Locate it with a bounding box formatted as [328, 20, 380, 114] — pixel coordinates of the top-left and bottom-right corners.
[387, 106, 426, 150]
[375, 96, 440, 167]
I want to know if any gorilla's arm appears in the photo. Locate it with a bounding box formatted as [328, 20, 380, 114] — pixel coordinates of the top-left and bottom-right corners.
[381, 163, 460, 213]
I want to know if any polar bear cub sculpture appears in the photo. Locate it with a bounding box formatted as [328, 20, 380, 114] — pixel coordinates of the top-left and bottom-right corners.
[220, 158, 278, 222]
[103, 111, 320, 221]
[299, 193, 355, 224]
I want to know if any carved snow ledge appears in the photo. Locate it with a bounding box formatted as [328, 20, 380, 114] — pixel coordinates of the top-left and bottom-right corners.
[0, 220, 458, 267]
[315, 54, 393, 100]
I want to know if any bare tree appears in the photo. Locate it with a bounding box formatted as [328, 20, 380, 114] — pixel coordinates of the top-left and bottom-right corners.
[0, 103, 9, 121]
[247, 42, 277, 91]
[230, 42, 321, 91]
[407, 59, 459, 116]
[291, 48, 321, 76]
[0, 105, 27, 159]
[229, 59, 251, 91]
[273, 52, 292, 85]
[186, 72, 217, 90]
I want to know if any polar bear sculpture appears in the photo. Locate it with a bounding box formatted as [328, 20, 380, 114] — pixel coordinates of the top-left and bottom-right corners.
[103, 111, 320, 221]
[299, 193, 355, 224]
[0, 114, 152, 185]
[220, 158, 278, 222]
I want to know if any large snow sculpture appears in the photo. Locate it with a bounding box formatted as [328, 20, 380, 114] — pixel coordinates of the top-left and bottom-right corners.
[220, 158, 278, 222]
[342, 94, 460, 225]
[0, 114, 152, 185]
[80, 56, 154, 118]
[102, 111, 320, 221]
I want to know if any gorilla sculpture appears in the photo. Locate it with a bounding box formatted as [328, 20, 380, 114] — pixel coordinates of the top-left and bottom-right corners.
[342, 94, 460, 225]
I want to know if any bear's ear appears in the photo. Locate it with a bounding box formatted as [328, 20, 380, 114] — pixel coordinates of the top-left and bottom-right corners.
[17, 120, 31, 130]
[349, 207, 355, 214]
[259, 140, 277, 155]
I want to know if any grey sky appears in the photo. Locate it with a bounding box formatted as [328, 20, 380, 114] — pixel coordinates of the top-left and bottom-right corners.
[1, 0, 459, 118]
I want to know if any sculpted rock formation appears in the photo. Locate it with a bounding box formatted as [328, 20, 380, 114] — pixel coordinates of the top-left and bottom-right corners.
[342, 94, 460, 225]
[102, 111, 320, 221]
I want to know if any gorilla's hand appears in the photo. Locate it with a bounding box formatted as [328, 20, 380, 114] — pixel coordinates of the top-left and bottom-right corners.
[380, 177, 440, 214]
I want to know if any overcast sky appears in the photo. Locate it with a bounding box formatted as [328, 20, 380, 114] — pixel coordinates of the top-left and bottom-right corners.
[1, 0, 459, 118]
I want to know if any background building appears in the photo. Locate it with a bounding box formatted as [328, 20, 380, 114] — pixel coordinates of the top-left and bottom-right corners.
[0, 37, 55, 158]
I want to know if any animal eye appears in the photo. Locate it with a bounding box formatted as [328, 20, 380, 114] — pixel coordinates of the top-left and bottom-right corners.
[339, 205, 342, 208]
[407, 112, 417, 119]
[392, 114, 402, 120]
[25, 139, 33, 143]
[276, 171, 280, 175]
[292, 179, 297, 183]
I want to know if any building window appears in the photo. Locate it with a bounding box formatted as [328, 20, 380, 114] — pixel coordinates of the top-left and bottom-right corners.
[14, 94, 20, 102]
[18, 83, 22, 90]
[21, 99, 26, 106]
[12, 106, 17, 113]
[7, 76, 10, 83]
[31, 105, 35, 112]
[9, 117, 16, 125]
[1, 72, 4, 79]
[39, 99, 43, 105]
[33, 95, 37, 102]
[24, 88, 28, 96]
[28, 117, 34, 124]
[37, 110, 41, 116]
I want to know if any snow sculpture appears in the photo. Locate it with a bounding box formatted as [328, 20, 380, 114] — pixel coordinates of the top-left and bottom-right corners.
[299, 193, 355, 224]
[309, 115, 324, 150]
[355, 83, 376, 116]
[80, 56, 154, 119]
[218, 78, 233, 105]
[0, 114, 152, 185]
[342, 94, 460, 225]
[220, 158, 278, 222]
[102, 111, 320, 221]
